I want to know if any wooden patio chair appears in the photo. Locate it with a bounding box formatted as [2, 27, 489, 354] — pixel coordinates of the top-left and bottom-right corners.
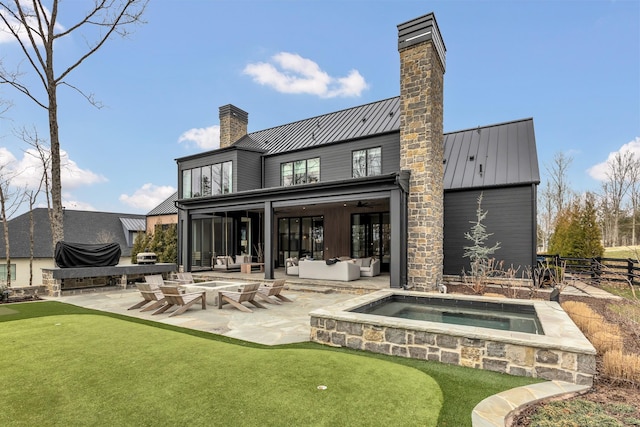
[144, 274, 166, 287]
[255, 279, 292, 304]
[174, 272, 196, 284]
[129, 283, 166, 311]
[217, 283, 266, 313]
[151, 286, 206, 317]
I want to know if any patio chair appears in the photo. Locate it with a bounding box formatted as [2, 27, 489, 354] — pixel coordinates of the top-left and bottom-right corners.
[144, 274, 166, 287]
[129, 282, 166, 312]
[255, 279, 292, 304]
[173, 272, 196, 284]
[217, 282, 266, 313]
[152, 286, 207, 317]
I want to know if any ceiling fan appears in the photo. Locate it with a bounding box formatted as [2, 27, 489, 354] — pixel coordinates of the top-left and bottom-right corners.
[356, 201, 372, 208]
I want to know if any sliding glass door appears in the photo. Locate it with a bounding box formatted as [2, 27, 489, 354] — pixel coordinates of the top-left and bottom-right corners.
[278, 216, 324, 264]
[351, 212, 390, 269]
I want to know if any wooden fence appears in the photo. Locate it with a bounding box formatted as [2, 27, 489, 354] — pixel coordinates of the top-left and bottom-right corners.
[537, 254, 640, 288]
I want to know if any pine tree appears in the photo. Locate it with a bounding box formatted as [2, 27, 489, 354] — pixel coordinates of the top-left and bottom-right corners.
[463, 193, 501, 283]
[548, 194, 603, 258]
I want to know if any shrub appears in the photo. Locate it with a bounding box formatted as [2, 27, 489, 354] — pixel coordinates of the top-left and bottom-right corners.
[603, 350, 640, 386]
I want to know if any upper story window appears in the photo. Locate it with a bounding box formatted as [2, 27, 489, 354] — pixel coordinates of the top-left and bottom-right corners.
[182, 161, 232, 199]
[281, 157, 320, 186]
[352, 147, 381, 178]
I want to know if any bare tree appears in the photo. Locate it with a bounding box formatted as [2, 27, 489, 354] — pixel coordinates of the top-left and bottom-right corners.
[0, 0, 147, 251]
[20, 127, 50, 286]
[95, 230, 116, 244]
[603, 151, 635, 246]
[539, 152, 574, 252]
[627, 157, 640, 246]
[0, 163, 26, 287]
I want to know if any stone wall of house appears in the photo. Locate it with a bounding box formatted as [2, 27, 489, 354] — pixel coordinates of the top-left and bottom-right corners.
[399, 35, 445, 291]
[310, 316, 595, 386]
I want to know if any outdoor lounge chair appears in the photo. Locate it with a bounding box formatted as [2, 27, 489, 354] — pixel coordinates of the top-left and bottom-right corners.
[217, 282, 266, 313]
[255, 279, 292, 304]
[151, 286, 206, 317]
[173, 272, 196, 284]
[144, 274, 165, 287]
[128, 282, 166, 311]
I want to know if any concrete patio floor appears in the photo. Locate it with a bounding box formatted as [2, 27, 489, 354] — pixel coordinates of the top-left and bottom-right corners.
[57, 285, 356, 346]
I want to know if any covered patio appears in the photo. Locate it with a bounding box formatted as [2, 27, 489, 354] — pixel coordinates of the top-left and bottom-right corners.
[176, 172, 410, 288]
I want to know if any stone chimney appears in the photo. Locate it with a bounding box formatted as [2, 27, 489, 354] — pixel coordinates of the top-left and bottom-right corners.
[398, 12, 446, 291]
[218, 104, 248, 148]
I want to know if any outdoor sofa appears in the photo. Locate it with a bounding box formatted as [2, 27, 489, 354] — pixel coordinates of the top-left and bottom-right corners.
[298, 259, 360, 282]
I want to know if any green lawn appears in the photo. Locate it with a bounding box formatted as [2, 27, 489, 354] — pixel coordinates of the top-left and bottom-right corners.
[604, 245, 640, 260]
[0, 302, 540, 426]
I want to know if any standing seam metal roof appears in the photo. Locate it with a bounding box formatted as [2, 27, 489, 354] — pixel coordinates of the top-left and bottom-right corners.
[176, 98, 539, 191]
[443, 118, 540, 190]
[234, 97, 401, 154]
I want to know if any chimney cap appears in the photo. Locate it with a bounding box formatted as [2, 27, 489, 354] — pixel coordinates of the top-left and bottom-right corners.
[397, 12, 446, 71]
[219, 104, 248, 123]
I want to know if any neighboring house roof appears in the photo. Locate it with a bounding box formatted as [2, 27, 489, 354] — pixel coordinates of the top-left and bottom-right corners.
[443, 118, 540, 190]
[234, 97, 400, 155]
[147, 191, 178, 216]
[0, 208, 146, 258]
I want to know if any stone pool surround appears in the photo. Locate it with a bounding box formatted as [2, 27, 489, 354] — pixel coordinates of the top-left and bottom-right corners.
[310, 290, 596, 385]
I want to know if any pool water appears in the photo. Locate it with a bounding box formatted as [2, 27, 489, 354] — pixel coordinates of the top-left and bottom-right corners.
[354, 296, 544, 335]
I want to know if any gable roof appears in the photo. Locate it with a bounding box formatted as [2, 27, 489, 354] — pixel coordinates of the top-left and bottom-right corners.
[234, 97, 400, 155]
[0, 209, 146, 258]
[179, 96, 539, 189]
[443, 118, 540, 190]
[147, 191, 178, 216]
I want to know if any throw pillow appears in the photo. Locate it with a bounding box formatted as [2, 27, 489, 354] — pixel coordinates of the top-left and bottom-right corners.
[362, 257, 371, 267]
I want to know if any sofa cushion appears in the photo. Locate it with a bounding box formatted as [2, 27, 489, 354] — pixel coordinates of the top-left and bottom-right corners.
[361, 257, 371, 267]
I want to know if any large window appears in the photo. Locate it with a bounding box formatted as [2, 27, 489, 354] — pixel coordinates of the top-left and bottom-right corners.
[351, 212, 390, 265]
[182, 161, 232, 199]
[0, 264, 16, 282]
[281, 157, 320, 186]
[352, 147, 381, 178]
[278, 216, 324, 264]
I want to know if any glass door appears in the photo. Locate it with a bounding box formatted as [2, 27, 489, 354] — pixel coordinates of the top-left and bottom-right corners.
[351, 212, 390, 270]
[191, 218, 212, 268]
[278, 216, 324, 264]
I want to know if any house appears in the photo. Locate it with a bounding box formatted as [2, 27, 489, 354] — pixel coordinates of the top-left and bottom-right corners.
[0, 208, 145, 287]
[174, 12, 540, 290]
[146, 191, 178, 234]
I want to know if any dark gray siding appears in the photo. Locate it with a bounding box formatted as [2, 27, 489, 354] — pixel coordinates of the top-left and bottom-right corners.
[263, 133, 400, 188]
[443, 186, 536, 276]
[236, 150, 263, 191]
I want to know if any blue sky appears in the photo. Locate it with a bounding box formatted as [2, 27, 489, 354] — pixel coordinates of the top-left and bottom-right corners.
[0, 0, 638, 216]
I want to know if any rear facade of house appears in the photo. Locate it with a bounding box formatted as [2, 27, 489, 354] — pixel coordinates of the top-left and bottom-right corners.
[174, 12, 540, 289]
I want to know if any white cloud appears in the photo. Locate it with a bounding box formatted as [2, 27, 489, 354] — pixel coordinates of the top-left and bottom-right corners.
[0, 146, 106, 190]
[119, 183, 176, 212]
[178, 125, 220, 150]
[0, 3, 65, 45]
[587, 137, 640, 181]
[243, 52, 368, 98]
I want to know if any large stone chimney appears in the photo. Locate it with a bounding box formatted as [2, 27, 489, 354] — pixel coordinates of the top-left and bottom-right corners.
[398, 12, 446, 291]
[219, 104, 248, 148]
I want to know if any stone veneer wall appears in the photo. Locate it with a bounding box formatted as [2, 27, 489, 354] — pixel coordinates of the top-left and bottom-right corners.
[399, 35, 445, 291]
[42, 269, 172, 296]
[310, 317, 595, 386]
[218, 104, 248, 148]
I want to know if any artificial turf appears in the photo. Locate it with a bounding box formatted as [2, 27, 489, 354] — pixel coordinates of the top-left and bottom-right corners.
[0, 302, 540, 426]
